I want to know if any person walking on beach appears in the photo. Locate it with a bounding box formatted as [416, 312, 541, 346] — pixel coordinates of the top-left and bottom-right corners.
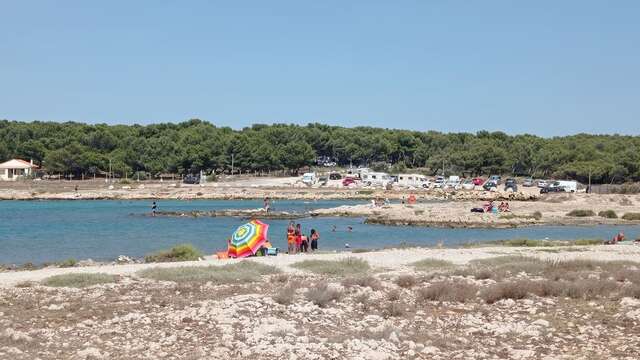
[263, 196, 271, 212]
[287, 221, 296, 254]
[151, 201, 158, 216]
[310, 229, 319, 251]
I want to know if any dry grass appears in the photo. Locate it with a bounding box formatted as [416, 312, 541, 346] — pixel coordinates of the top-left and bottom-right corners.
[480, 281, 530, 303]
[417, 281, 478, 303]
[305, 282, 342, 307]
[341, 275, 381, 290]
[41, 273, 117, 288]
[137, 261, 280, 283]
[291, 258, 370, 276]
[411, 258, 455, 272]
[481, 278, 622, 303]
[384, 301, 408, 317]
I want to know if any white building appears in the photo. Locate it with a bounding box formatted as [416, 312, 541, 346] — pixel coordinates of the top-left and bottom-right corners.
[0, 159, 38, 181]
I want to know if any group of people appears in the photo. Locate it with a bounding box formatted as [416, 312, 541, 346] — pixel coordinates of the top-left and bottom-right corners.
[287, 221, 319, 254]
[483, 201, 510, 213]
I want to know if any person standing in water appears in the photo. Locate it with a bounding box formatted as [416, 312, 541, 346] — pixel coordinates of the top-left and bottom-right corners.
[151, 201, 158, 216]
[310, 229, 319, 251]
[286, 221, 296, 254]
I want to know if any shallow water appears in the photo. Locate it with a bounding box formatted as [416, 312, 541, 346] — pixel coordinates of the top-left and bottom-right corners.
[1, 199, 639, 264]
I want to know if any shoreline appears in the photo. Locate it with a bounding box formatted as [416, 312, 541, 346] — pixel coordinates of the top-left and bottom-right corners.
[1, 244, 639, 287]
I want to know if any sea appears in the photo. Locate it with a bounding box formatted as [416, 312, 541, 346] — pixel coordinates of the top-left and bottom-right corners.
[1, 199, 639, 265]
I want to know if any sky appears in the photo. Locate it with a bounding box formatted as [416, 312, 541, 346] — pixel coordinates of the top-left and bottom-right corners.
[1, 1, 639, 136]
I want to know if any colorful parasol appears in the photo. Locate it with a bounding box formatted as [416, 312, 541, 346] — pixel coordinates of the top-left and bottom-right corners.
[228, 220, 269, 258]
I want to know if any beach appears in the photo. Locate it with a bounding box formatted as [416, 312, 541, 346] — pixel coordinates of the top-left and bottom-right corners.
[2, 246, 640, 359]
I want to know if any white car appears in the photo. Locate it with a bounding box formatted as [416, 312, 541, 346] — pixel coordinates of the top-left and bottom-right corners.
[432, 176, 445, 188]
[461, 179, 475, 190]
[537, 180, 548, 188]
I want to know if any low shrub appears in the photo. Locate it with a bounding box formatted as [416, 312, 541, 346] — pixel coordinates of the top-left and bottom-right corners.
[532, 211, 543, 220]
[566, 209, 596, 217]
[573, 239, 604, 246]
[306, 282, 342, 307]
[384, 301, 408, 317]
[144, 244, 203, 263]
[622, 213, 640, 221]
[42, 273, 116, 288]
[598, 210, 618, 219]
[57, 258, 77, 268]
[291, 258, 370, 276]
[417, 281, 478, 303]
[273, 283, 297, 305]
[138, 261, 279, 283]
[342, 276, 381, 289]
[480, 281, 529, 303]
[395, 274, 417, 288]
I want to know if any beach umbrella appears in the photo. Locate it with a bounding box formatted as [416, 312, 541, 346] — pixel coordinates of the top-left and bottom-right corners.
[228, 220, 269, 258]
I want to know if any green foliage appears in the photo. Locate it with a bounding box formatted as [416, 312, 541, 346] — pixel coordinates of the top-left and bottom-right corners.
[566, 209, 596, 217]
[2, 119, 640, 182]
[137, 261, 280, 283]
[144, 244, 203, 263]
[598, 210, 618, 219]
[291, 258, 370, 276]
[42, 273, 116, 288]
[57, 258, 77, 268]
[622, 213, 640, 221]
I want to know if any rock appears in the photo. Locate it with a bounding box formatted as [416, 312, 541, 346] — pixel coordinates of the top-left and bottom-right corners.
[2, 328, 33, 343]
[77, 347, 105, 359]
[77, 259, 97, 267]
[625, 309, 640, 321]
[388, 331, 400, 343]
[532, 319, 550, 327]
[46, 304, 64, 311]
[116, 255, 135, 264]
[422, 346, 440, 354]
[620, 297, 640, 308]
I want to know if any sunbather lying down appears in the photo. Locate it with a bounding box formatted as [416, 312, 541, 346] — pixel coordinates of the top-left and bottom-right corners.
[605, 231, 625, 245]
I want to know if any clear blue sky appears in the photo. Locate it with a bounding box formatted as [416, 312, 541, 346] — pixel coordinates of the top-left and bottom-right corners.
[1, 1, 639, 136]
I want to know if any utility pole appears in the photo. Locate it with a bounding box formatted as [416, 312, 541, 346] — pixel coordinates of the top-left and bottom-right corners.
[109, 158, 112, 183]
[231, 153, 235, 176]
[442, 159, 445, 176]
[588, 168, 592, 194]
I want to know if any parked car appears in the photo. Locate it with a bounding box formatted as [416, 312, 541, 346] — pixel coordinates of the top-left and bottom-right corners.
[318, 176, 328, 186]
[522, 177, 534, 187]
[342, 177, 357, 187]
[444, 175, 461, 190]
[483, 180, 498, 191]
[504, 178, 518, 192]
[540, 186, 565, 194]
[323, 161, 337, 167]
[472, 177, 485, 186]
[461, 178, 475, 190]
[537, 180, 549, 188]
[329, 172, 342, 180]
[432, 176, 446, 188]
[489, 175, 502, 185]
[183, 174, 200, 184]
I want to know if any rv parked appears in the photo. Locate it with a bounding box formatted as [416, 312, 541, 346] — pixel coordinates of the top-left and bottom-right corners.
[444, 175, 461, 189]
[396, 174, 430, 188]
[361, 172, 392, 187]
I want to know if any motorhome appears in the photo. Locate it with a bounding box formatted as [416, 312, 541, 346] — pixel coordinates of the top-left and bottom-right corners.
[301, 172, 317, 186]
[550, 180, 578, 193]
[361, 172, 392, 187]
[396, 173, 430, 188]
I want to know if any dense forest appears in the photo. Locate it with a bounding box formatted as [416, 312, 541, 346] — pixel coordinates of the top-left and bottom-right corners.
[1, 119, 639, 184]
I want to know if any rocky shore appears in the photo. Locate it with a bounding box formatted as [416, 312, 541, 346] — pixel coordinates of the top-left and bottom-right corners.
[1, 246, 640, 359]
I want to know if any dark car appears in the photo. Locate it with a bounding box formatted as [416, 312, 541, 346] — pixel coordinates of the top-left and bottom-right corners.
[540, 186, 565, 194]
[318, 176, 328, 186]
[183, 174, 200, 184]
[483, 180, 498, 191]
[504, 178, 518, 192]
[329, 172, 342, 180]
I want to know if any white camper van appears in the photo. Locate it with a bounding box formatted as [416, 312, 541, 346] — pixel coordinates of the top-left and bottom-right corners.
[302, 172, 317, 186]
[550, 180, 578, 193]
[444, 175, 461, 189]
[361, 172, 392, 187]
[396, 174, 430, 188]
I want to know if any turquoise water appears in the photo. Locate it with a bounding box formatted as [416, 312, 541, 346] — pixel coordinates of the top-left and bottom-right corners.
[1, 200, 639, 265]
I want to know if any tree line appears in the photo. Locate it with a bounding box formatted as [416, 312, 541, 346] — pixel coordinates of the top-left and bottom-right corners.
[1, 119, 638, 184]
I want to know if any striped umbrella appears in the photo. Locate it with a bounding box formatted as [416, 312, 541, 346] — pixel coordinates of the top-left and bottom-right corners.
[228, 220, 269, 258]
